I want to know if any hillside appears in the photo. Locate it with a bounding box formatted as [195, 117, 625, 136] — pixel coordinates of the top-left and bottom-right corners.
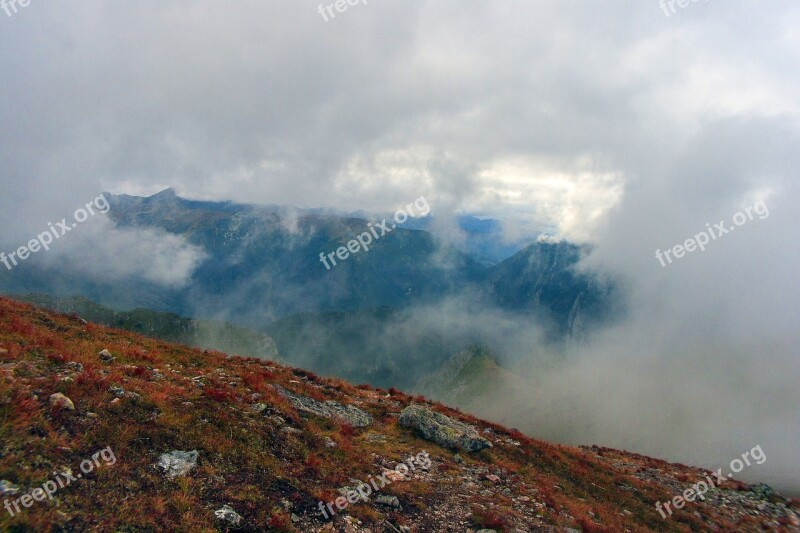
[0, 296, 797, 532]
[14, 294, 278, 361]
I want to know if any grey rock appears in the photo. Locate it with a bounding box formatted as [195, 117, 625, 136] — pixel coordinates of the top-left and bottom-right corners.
[250, 403, 268, 413]
[275, 386, 372, 427]
[98, 349, 115, 362]
[398, 404, 492, 452]
[158, 450, 199, 479]
[0, 480, 19, 497]
[373, 495, 402, 510]
[214, 504, 242, 527]
[109, 385, 126, 398]
[49, 393, 75, 411]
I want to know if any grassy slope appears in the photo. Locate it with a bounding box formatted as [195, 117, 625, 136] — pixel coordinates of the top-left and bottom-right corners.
[0, 297, 796, 532]
[13, 294, 278, 361]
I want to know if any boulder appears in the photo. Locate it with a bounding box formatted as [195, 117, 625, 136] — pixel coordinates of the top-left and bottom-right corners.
[398, 404, 492, 452]
[275, 386, 372, 427]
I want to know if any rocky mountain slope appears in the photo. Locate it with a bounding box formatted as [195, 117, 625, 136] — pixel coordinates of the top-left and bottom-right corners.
[1, 296, 796, 532]
[15, 293, 278, 361]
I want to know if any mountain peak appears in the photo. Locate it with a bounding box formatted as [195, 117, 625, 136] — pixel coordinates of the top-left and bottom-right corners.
[150, 187, 178, 199]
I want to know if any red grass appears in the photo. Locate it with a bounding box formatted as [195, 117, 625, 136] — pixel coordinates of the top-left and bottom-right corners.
[267, 511, 294, 532]
[204, 387, 235, 402]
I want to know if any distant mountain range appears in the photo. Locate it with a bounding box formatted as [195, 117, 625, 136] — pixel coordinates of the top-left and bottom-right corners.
[0, 188, 618, 391]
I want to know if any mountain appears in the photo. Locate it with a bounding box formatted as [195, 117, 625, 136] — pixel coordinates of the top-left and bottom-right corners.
[414, 345, 525, 408]
[14, 293, 278, 361]
[486, 240, 616, 338]
[1, 296, 796, 531]
[266, 307, 459, 390]
[0, 189, 612, 334]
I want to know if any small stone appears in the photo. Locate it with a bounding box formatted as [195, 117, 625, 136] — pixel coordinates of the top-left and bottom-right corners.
[98, 349, 115, 362]
[110, 398, 121, 405]
[291, 513, 300, 523]
[0, 480, 20, 496]
[109, 385, 126, 398]
[214, 504, 242, 527]
[158, 450, 199, 479]
[49, 393, 75, 411]
[454, 454, 464, 464]
[324, 437, 337, 449]
[373, 495, 402, 510]
[250, 403, 268, 413]
[486, 474, 501, 483]
[384, 469, 406, 482]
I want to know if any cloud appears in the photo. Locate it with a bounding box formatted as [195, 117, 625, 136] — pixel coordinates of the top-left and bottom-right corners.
[32, 217, 207, 287]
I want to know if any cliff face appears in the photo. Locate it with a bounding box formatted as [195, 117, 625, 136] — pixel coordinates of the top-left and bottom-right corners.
[0, 296, 796, 532]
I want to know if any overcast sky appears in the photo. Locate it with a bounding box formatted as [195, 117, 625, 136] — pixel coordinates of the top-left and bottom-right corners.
[1, 0, 799, 491]
[1, 0, 796, 241]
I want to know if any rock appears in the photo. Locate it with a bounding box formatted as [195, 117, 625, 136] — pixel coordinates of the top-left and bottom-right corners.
[477, 530, 498, 533]
[98, 349, 115, 363]
[66, 362, 83, 372]
[0, 480, 20, 496]
[49, 393, 75, 411]
[250, 403, 268, 413]
[109, 385, 126, 398]
[324, 437, 337, 449]
[384, 469, 406, 482]
[158, 450, 199, 478]
[0, 348, 7, 355]
[291, 513, 300, 523]
[454, 454, 464, 464]
[275, 386, 372, 427]
[373, 495, 402, 510]
[214, 505, 242, 528]
[486, 474, 501, 483]
[398, 404, 492, 452]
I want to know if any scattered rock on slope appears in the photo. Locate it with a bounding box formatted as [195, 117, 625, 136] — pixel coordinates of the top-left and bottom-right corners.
[398, 404, 492, 452]
[275, 385, 373, 427]
[158, 450, 199, 479]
